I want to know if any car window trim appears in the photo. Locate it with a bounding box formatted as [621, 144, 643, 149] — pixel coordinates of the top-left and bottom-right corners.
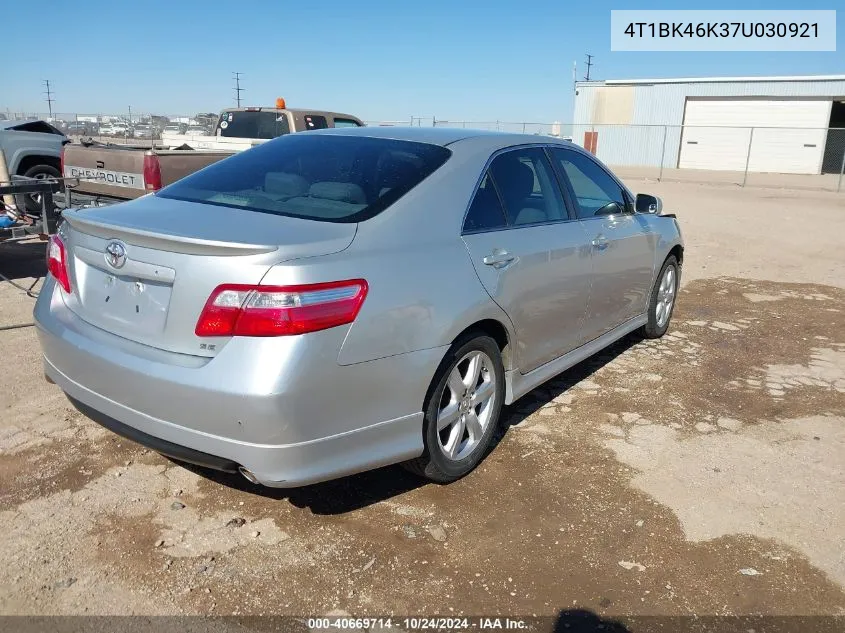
[542, 146, 578, 222]
[549, 145, 634, 222]
[460, 143, 582, 236]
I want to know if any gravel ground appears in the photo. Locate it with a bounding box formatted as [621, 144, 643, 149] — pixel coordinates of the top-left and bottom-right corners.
[0, 179, 844, 622]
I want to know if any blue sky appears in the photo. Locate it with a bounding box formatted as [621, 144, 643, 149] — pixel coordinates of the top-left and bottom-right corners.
[1, 0, 841, 122]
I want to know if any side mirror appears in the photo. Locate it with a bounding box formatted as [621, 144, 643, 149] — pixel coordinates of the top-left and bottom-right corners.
[636, 193, 662, 214]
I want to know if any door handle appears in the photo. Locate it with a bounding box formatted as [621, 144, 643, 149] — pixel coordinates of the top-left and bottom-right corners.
[591, 235, 609, 250]
[483, 249, 517, 269]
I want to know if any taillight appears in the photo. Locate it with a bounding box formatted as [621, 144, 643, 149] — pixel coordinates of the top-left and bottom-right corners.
[195, 279, 368, 337]
[60, 145, 66, 177]
[46, 235, 71, 293]
[143, 154, 162, 191]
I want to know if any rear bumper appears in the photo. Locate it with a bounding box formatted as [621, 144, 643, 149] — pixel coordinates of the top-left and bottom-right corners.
[67, 395, 240, 473]
[35, 279, 440, 487]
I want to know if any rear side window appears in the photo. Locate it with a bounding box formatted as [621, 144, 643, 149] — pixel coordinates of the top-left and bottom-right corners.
[303, 115, 329, 130]
[217, 111, 291, 139]
[489, 148, 566, 225]
[157, 134, 451, 223]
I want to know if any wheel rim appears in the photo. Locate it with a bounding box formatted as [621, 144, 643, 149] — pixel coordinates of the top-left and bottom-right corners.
[655, 265, 677, 328]
[28, 172, 50, 206]
[437, 350, 496, 461]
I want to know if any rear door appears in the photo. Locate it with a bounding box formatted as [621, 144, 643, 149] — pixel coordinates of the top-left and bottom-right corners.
[550, 147, 655, 341]
[461, 147, 592, 373]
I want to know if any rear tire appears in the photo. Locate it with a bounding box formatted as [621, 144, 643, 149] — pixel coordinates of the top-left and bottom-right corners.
[642, 255, 679, 339]
[403, 333, 504, 484]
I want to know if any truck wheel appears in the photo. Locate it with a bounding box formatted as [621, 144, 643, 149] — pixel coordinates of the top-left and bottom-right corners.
[19, 164, 60, 214]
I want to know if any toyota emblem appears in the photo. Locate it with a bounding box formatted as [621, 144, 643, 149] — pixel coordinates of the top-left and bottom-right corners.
[105, 241, 127, 269]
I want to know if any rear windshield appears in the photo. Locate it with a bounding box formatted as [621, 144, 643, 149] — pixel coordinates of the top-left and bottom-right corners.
[157, 134, 451, 223]
[217, 111, 290, 139]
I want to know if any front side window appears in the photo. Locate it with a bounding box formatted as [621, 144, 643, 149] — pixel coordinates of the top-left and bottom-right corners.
[488, 148, 566, 226]
[157, 134, 451, 223]
[551, 148, 627, 219]
[463, 173, 507, 232]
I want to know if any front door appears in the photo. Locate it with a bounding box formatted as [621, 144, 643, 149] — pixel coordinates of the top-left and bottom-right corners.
[549, 147, 655, 341]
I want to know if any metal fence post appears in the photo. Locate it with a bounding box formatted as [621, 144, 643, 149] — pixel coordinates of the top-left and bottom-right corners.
[742, 127, 754, 187]
[658, 125, 668, 181]
[838, 146, 845, 193]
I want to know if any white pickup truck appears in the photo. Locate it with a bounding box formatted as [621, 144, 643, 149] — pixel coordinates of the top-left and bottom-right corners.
[160, 107, 364, 151]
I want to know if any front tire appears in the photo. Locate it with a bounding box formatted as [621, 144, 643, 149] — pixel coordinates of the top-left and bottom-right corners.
[20, 164, 60, 214]
[403, 334, 504, 484]
[642, 255, 679, 339]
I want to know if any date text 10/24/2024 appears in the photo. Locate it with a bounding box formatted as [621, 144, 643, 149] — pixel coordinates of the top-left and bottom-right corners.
[307, 618, 529, 630]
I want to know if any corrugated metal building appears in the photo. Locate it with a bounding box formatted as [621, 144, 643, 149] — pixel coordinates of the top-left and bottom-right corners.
[572, 75, 845, 174]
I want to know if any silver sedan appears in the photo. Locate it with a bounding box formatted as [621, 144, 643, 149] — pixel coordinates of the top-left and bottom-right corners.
[35, 127, 683, 487]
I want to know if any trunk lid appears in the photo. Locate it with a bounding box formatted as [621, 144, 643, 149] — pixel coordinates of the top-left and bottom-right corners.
[60, 195, 357, 356]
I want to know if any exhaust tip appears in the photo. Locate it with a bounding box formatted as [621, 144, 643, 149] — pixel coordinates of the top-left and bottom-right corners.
[238, 466, 259, 485]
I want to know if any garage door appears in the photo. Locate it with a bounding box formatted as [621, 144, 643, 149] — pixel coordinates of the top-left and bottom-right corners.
[678, 99, 831, 174]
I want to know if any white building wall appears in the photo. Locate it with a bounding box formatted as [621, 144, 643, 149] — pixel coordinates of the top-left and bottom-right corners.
[572, 77, 845, 172]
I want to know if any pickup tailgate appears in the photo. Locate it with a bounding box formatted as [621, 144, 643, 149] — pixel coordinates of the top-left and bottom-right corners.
[63, 145, 148, 199]
[63, 145, 234, 200]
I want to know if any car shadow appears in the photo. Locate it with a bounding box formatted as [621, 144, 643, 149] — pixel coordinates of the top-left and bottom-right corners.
[176, 330, 645, 514]
[0, 240, 47, 284]
[177, 459, 427, 514]
[552, 609, 631, 633]
[496, 330, 644, 436]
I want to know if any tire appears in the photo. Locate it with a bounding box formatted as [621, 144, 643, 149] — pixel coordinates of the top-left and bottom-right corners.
[642, 255, 679, 339]
[403, 333, 505, 484]
[19, 164, 60, 214]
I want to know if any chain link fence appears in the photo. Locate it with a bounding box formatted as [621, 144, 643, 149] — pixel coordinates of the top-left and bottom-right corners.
[575, 123, 845, 192]
[0, 111, 217, 146]
[4, 109, 844, 192]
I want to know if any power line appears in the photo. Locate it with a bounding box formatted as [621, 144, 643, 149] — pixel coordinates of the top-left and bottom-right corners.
[584, 54, 594, 81]
[43, 80, 54, 117]
[233, 72, 244, 107]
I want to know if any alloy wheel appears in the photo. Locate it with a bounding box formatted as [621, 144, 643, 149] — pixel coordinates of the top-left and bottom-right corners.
[436, 350, 497, 461]
[655, 265, 677, 328]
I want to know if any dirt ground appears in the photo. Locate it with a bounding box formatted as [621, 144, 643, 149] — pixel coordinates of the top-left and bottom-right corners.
[0, 179, 844, 624]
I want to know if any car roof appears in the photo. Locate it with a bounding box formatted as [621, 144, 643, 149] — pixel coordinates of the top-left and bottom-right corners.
[312, 125, 571, 148]
[0, 119, 43, 130]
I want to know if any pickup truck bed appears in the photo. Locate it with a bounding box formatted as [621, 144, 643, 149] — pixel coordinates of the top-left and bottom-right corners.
[62, 143, 232, 202]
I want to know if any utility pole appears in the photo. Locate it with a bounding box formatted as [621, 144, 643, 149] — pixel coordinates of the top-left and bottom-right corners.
[43, 79, 54, 118]
[233, 72, 244, 107]
[584, 54, 594, 81]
